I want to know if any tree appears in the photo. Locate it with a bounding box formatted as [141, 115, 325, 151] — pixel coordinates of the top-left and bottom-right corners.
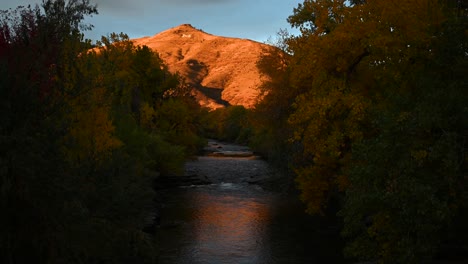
[94, 34, 207, 177]
[0, 1, 100, 262]
[282, 0, 467, 262]
[287, 0, 358, 36]
[340, 3, 468, 262]
[286, 0, 370, 215]
[0, 2, 159, 263]
[251, 34, 294, 165]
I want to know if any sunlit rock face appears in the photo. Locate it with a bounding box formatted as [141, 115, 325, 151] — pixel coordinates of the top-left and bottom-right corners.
[132, 24, 276, 109]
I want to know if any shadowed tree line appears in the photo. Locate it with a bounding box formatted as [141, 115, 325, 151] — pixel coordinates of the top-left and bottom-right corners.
[191, 3, 467, 260]
[0, 1, 205, 263]
[1, 0, 467, 263]
[249, 0, 467, 263]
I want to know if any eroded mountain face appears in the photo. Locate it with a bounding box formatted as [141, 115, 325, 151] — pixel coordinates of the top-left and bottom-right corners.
[132, 24, 276, 109]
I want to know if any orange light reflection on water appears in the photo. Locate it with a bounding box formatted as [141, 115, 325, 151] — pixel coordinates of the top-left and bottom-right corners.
[191, 190, 272, 256]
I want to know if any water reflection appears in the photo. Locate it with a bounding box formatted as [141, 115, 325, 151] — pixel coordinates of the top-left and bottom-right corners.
[191, 184, 271, 263]
[157, 183, 345, 264]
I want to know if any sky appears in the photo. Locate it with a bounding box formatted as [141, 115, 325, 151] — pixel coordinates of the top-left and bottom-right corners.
[0, 0, 302, 43]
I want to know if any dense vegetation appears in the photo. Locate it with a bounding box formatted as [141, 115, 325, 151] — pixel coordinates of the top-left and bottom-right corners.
[1, 0, 466, 263]
[252, 0, 467, 263]
[0, 1, 204, 263]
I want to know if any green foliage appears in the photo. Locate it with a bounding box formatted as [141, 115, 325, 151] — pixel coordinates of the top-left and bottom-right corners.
[95, 33, 204, 156]
[250, 40, 295, 166]
[204, 105, 252, 144]
[115, 112, 185, 176]
[340, 8, 468, 262]
[0, 1, 206, 263]
[287, 0, 347, 35]
[152, 97, 206, 156]
[255, 0, 468, 262]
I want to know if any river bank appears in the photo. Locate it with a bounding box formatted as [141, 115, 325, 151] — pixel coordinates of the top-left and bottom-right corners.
[150, 140, 347, 263]
[149, 140, 468, 264]
[154, 139, 293, 193]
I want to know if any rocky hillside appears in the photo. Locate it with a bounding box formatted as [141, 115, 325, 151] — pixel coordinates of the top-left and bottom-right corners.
[132, 24, 276, 109]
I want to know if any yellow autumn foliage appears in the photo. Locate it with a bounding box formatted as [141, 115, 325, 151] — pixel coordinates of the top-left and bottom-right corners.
[287, 0, 447, 215]
[140, 102, 158, 131]
[62, 86, 122, 166]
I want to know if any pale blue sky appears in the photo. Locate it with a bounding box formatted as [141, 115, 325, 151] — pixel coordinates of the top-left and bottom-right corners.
[0, 0, 302, 43]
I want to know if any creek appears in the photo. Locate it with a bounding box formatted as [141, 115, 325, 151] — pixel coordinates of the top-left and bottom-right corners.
[155, 140, 346, 264]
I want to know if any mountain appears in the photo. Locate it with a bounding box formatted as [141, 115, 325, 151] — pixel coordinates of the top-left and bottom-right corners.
[132, 24, 276, 109]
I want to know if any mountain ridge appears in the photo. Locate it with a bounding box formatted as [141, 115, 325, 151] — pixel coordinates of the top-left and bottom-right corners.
[132, 24, 276, 109]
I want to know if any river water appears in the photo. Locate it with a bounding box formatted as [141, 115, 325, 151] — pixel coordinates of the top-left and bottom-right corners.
[155, 141, 346, 264]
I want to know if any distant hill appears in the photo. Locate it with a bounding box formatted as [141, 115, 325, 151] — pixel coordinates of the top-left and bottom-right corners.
[132, 24, 277, 109]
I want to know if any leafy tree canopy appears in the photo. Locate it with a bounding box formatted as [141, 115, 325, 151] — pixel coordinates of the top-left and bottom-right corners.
[256, 0, 468, 262]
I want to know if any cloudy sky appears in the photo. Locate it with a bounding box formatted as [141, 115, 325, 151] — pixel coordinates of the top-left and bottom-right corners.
[0, 0, 302, 43]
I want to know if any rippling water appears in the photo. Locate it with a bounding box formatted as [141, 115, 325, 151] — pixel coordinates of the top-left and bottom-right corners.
[156, 182, 346, 264]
